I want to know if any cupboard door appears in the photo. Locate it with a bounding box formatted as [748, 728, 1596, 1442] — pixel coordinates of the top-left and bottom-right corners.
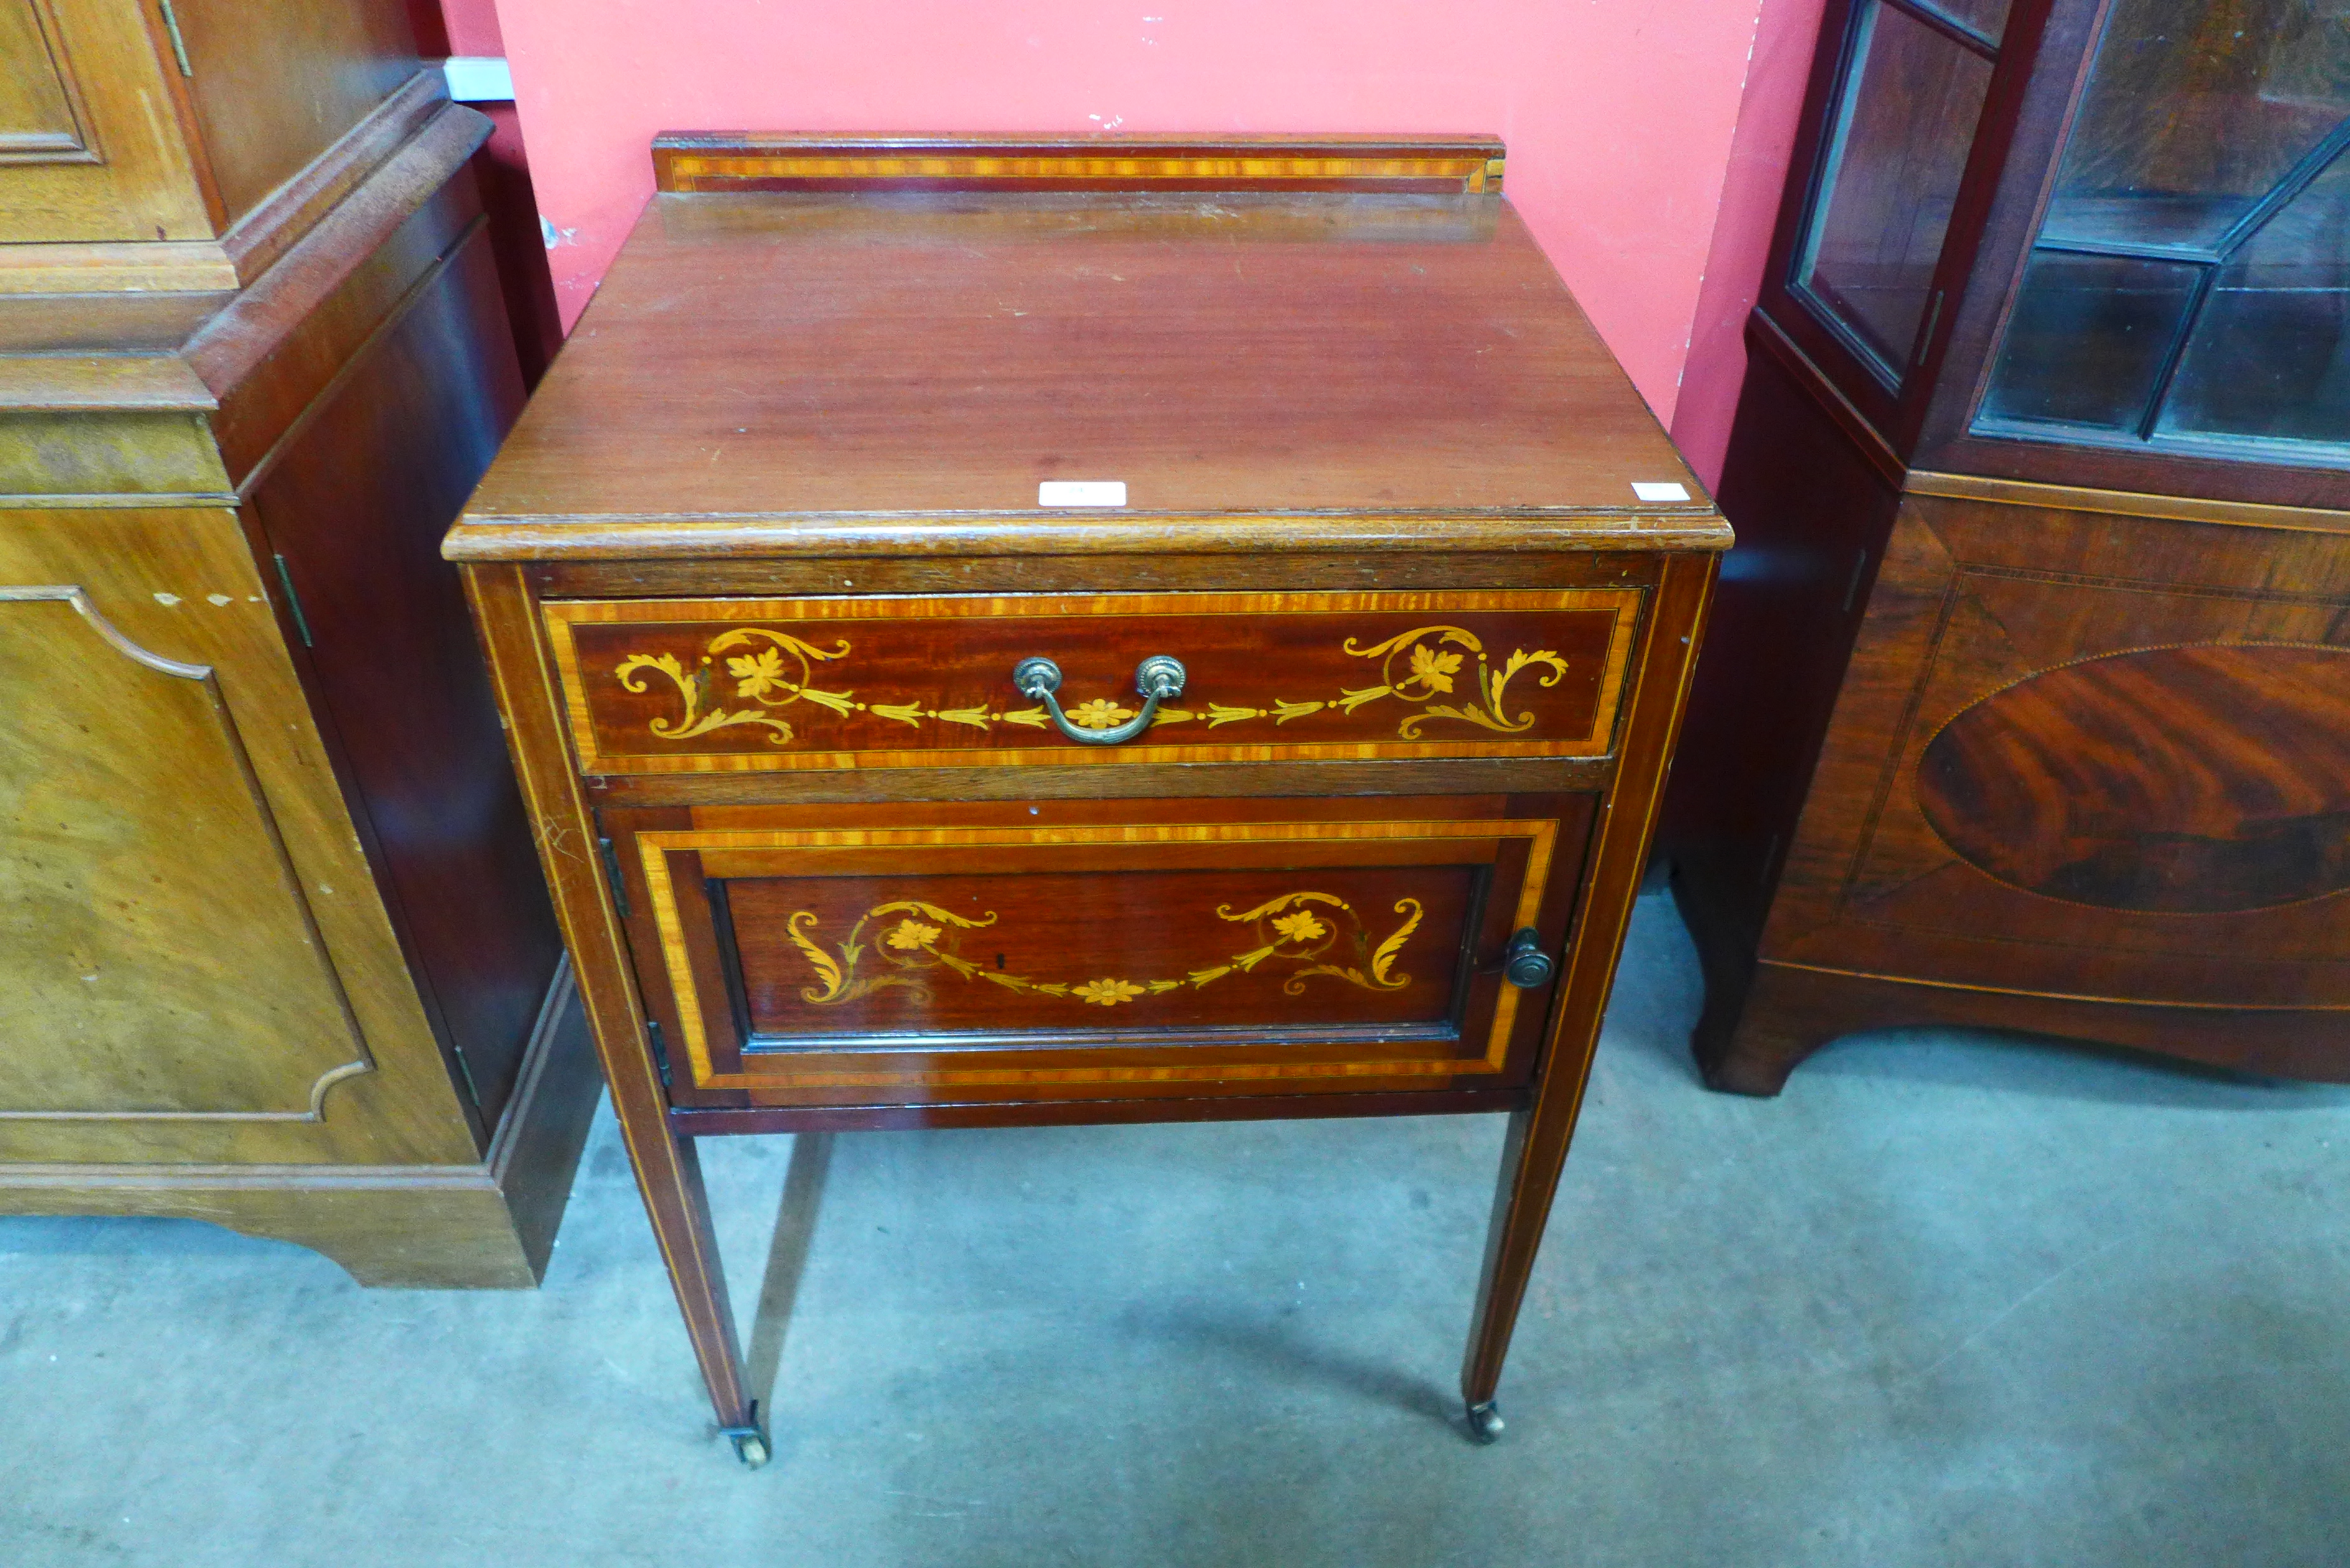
[1762, 492, 2350, 1008]
[609, 796, 1598, 1109]
[0, 580, 365, 1122]
[0, 0, 212, 244]
[0, 507, 472, 1167]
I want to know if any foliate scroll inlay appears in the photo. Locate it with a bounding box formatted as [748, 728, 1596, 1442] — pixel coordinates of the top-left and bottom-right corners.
[609, 623, 1569, 749]
[784, 891, 1424, 1008]
[614, 629, 856, 745]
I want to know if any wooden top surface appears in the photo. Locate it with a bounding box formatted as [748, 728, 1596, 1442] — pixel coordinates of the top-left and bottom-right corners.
[453, 143, 1725, 560]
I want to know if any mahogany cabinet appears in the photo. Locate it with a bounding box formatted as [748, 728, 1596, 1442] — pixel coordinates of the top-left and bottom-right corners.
[0, 21, 597, 1284]
[447, 134, 1730, 1462]
[1660, 0, 2350, 1093]
[2, 0, 416, 253]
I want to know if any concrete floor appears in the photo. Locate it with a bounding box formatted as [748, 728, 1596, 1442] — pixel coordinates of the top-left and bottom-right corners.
[6, 892, 2349, 1567]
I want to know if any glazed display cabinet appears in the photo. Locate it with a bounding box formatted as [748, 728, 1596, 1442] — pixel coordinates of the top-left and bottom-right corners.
[1662, 0, 2350, 1092]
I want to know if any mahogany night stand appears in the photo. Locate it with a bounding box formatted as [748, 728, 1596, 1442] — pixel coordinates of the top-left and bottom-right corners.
[446, 133, 1730, 1463]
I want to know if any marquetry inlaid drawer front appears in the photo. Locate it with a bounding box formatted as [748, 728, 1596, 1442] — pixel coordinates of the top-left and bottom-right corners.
[612, 797, 1597, 1107]
[546, 590, 1643, 773]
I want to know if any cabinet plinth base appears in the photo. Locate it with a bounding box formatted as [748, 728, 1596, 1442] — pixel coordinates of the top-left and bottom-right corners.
[0, 971, 598, 1289]
[1700, 959, 2350, 1094]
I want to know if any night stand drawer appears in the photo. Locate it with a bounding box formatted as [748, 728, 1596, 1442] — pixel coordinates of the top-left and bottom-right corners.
[607, 796, 1598, 1108]
[545, 589, 1642, 774]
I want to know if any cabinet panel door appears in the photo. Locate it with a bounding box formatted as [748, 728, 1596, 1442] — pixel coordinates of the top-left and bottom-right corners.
[0, 587, 367, 1115]
[0, 0, 92, 159]
[0, 508, 472, 1167]
[0, 0, 212, 243]
[1763, 492, 2350, 1009]
[607, 795, 1598, 1111]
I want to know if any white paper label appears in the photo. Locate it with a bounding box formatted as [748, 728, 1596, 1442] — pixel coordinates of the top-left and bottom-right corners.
[1631, 481, 1692, 502]
[1039, 480, 1128, 507]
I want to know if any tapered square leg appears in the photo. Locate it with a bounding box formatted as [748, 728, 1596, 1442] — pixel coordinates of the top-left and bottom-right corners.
[461, 564, 766, 1464]
[636, 1132, 757, 1432]
[1459, 555, 1719, 1436]
[1459, 1101, 1574, 1435]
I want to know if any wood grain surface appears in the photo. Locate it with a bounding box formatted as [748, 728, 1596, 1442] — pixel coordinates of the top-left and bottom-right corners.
[1685, 470, 2350, 1093]
[0, 963, 602, 1286]
[0, 506, 472, 1168]
[0, 0, 424, 252]
[1461, 550, 1715, 1412]
[1916, 643, 2350, 913]
[0, 0, 212, 243]
[527, 545, 1661, 600]
[1706, 959, 2350, 1095]
[1763, 493, 2350, 1002]
[0, 66, 451, 302]
[464, 563, 758, 1424]
[453, 182, 1710, 530]
[0, 584, 366, 1117]
[1677, 25, 2350, 1088]
[163, 0, 418, 233]
[250, 208, 558, 1132]
[668, 1085, 1528, 1137]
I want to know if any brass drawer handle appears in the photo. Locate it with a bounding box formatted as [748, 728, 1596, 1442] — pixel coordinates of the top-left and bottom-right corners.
[1013, 655, 1187, 745]
[1502, 928, 1556, 989]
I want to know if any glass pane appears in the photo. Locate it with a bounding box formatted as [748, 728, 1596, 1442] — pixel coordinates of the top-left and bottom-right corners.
[1980, 251, 2203, 431]
[2156, 147, 2350, 448]
[1794, 0, 1996, 377]
[2039, 0, 2350, 253]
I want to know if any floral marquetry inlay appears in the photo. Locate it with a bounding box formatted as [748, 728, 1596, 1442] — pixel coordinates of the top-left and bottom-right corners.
[604, 623, 1575, 749]
[611, 628, 1042, 747]
[784, 891, 1425, 1009]
[548, 589, 1642, 772]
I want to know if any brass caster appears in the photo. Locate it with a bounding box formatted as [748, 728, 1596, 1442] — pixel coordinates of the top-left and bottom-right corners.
[1465, 1399, 1504, 1445]
[721, 1401, 770, 1469]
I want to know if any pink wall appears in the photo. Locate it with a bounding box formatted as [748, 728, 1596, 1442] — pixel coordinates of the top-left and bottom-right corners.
[1667, 0, 1829, 485]
[487, 0, 1778, 436]
[433, 0, 502, 54]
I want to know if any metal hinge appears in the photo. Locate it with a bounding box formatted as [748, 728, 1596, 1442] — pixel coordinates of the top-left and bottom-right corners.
[597, 835, 631, 917]
[271, 554, 314, 648]
[1911, 288, 1944, 367]
[645, 1018, 672, 1089]
[156, 0, 193, 75]
[449, 1043, 484, 1106]
[1842, 547, 1871, 614]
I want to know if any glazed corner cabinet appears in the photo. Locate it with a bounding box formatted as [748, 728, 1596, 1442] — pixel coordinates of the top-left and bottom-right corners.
[1, 1, 597, 1284]
[1661, 0, 2350, 1094]
[446, 133, 1730, 1462]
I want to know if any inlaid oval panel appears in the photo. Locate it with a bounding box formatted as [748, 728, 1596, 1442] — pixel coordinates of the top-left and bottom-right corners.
[1915, 644, 2350, 914]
